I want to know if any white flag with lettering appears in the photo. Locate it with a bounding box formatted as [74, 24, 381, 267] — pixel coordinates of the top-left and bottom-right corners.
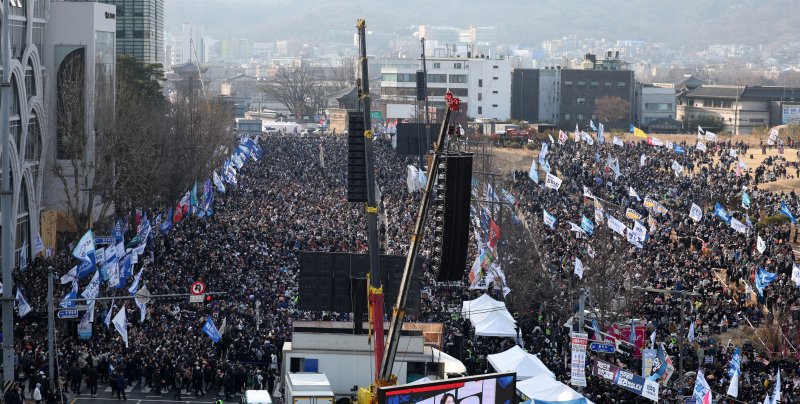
[574, 258, 585, 279]
[545, 173, 562, 190]
[757, 236, 766, 254]
[112, 306, 129, 348]
[689, 203, 703, 222]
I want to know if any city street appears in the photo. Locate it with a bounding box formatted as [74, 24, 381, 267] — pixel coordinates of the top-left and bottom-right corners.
[67, 381, 224, 404]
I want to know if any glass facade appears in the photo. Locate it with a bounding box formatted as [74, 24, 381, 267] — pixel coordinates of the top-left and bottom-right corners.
[76, 0, 164, 64]
[0, 0, 49, 265]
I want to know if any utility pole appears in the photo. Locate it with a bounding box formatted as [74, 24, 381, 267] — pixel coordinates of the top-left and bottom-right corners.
[1, 0, 16, 385]
[633, 286, 700, 397]
[47, 267, 56, 391]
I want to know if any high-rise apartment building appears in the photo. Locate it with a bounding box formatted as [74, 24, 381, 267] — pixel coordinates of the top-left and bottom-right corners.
[74, 0, 164, 64]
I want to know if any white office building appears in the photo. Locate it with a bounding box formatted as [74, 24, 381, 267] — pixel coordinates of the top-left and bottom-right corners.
[380, 55, 511, 121]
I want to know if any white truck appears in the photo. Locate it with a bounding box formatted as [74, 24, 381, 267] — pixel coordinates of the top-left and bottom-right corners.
[285, 373, 335, 404]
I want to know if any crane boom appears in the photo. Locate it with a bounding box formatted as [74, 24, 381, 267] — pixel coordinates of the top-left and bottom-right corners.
[379, 94, 460, 381]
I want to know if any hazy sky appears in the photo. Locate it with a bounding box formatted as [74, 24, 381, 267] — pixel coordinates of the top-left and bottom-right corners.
[164, 0, 796, 50]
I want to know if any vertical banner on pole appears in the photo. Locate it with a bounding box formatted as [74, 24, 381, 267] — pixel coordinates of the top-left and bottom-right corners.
[571, 332, 588, 387]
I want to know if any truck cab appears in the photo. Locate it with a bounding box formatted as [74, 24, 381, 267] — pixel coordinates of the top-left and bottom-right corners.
[286, 373, 335, 404]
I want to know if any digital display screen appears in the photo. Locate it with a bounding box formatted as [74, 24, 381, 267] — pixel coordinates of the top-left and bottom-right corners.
[377, 373, 516, 404]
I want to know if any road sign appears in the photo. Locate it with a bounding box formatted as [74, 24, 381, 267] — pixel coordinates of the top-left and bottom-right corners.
[370, 111, 382, 120]
[190, 281, 206, 295]
[94, 235, 115, 245]
[58, 309, 79, 319]
[189, 294, 205, 303]
[590, 342, 616, 353]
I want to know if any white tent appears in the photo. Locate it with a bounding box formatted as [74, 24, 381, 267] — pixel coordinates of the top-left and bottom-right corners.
[430, 347, 467, 375]
[517, 374, 594, 404]
[473, 313, 519, 337]
[487, 346, 556, 380]
[462, 294, 515, 322]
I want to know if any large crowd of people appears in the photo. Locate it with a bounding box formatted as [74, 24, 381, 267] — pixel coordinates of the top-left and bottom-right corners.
[5, 128, 800, 404]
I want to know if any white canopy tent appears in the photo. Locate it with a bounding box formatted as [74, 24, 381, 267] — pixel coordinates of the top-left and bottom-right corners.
[487, 345, 556, 380]
[462, 294, 518, 337]
[517, 374, 594, 404]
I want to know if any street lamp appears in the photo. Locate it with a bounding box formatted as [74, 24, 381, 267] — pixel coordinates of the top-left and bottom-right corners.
[632, 286, 700, 396]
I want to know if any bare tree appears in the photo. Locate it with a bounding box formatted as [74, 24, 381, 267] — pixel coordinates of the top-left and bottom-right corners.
[262, 59, 321, 120]
[594, 96, 630, 124]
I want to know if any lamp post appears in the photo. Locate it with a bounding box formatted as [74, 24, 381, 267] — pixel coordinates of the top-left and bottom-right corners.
[632, 286, 700, 396]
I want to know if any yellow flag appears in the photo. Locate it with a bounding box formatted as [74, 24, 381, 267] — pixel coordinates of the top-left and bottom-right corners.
[633, 127, 647, 138]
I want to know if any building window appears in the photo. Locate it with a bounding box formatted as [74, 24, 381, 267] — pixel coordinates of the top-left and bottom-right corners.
[703, 99, 712, 107]
[433, 62, 440, 69]
[381, 73, 397, 82]
[492, 104, 498, 107]
[492, 90, 498, 94]
[645, 103, 672, 112]
[478, 79, 483, 87]
[427, 74, 447, 83]
[605, 81, 612, 87]
[591, 81, 599, 87]
[617, 81, 626, 88]
[56, 48, 86, 160]
[577, 114, 584, 120]
[453, 62, 462, 69]
[449, 74, 467, 83]
[577, 98, 586, 104]
[492, 76, 498, 80]
[577, 81, 586, 86]
[477, 93, 482, 101]
[564, 113, 571, 120]
[493, 65, 498, 69]
[723, 100, 732, 108]
[564, 81, 573, 86]
[10, 19, 26, 59]
[477, 106, 482, 114]
[750, 118, 765, 123]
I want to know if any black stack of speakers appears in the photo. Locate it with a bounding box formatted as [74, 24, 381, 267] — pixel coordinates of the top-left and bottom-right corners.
[347, 113, 367, 202]
[432, 152, 473, 282]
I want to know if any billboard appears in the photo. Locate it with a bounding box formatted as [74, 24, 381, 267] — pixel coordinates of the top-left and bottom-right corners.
[783, 104, 800, 124]
[592, 360, 659, 402]
[377, 373, 516, 404]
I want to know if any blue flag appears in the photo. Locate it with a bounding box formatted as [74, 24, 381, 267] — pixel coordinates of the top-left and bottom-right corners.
[203, 179, 213, 212]
[715, 202, 732, 225]
[755, 266, 777, 296]
[59, 284, 78, 308]
[728, 347, 741, 378]
[629, 123, 635, 133]
[528, 160, 539, 183]
[648, 343, 668, 381]
[203, 316, 222, 343]
[742, 191, 751, 210]
[580, 215, 594, 236]
[73, 229, 97, 279]
[543, 209, 557, 230]
[674, 144, 685, 154]
[780, 200, 796, 224]
[160, 207, 173, 235]
[213, 170, 226, 194]
[589, 120, 597, 131]
[628, 319, 637, 345]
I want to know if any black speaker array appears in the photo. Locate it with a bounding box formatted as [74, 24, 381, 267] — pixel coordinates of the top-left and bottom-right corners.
[395, 123, 436, 156]
[347, 113, 367, 202]
[416, 70, 426, 101]
[298, 252, 422, 315]
[433, 153, 473, 282]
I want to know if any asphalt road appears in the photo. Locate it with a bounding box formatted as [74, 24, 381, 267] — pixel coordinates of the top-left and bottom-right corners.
[66, 380, 225, 404]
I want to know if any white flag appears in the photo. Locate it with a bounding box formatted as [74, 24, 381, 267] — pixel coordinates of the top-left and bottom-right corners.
[729, 149, 738, 158]
[607, 215, 626, 236]
[690, 203, 703, 222]
[19, 240, 28, 272]
[112, 306, 129, 348]
[33, 232, 44, 256]
[16, 288, 32, 317]
[705, 130, 717, 142]
[639, 154, 647, 167]
[545, 173, 562, 190]
[688, 321, 695, 343]
[757, 236, 766, 254]
[583, 186, 595, 199]
[792, 264, 800, 287]
[104, 301, 115, 328]
[81, 271, 101, 301]
[574, 257, 585, 279]
[726, 370, 739, 397]
[628, 186, 640, 201]
[594, 207, 604, 224]
[135, 286, 150, 323]
[671, 160, 683, 177]
[768, 127, 779, 146]
[731, 218, 747, 234]
[696, 141, 707, 152]
[60, 265, 78, 284]
[613, 136, 623, 146]
[774, 368, 781, 402]
[697, 125, 704, 138]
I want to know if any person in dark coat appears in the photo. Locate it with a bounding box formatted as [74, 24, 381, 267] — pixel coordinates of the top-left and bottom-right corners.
[116, 373, 127, 400]
[86, 365, 98, 397]
[70, 364, 82, 395]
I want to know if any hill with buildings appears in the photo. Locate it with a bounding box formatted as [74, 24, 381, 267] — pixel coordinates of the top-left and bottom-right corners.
[167, 0, 798, 49]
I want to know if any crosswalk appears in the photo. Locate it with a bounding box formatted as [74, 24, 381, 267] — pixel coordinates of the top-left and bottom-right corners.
[103, 380, 139, 393]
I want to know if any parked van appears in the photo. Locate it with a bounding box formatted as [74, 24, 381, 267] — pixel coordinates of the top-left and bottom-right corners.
[242, 390, 273, 404]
